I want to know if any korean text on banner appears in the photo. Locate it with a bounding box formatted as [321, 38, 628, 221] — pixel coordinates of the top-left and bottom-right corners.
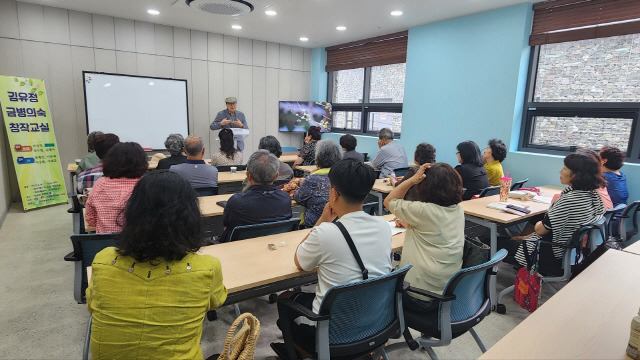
[0, 75, 67, 210]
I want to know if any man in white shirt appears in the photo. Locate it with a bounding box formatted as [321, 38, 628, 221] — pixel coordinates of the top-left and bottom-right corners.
[274, 159, 392, 356]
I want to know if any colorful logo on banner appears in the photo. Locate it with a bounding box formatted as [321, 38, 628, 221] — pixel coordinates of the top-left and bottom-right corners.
[0, 75, 67, 210]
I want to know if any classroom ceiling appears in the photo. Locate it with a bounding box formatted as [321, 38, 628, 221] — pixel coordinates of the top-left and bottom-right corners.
[18, 0, 542, 48]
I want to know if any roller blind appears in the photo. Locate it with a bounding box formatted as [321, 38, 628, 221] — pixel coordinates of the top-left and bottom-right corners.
[325, 31, 408, 72]
[530, 0, 640, 45]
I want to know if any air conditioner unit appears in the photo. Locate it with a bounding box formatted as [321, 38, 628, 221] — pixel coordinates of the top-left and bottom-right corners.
[185, 0, 254, 16]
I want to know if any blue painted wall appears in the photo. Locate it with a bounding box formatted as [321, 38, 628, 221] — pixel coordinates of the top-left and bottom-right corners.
[313, 3, 639, 201]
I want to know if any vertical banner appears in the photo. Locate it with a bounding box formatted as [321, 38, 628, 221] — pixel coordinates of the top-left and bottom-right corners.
[0, 75, 67, 210]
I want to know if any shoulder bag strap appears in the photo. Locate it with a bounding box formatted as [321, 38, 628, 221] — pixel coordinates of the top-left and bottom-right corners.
[334, 221, 368, 280]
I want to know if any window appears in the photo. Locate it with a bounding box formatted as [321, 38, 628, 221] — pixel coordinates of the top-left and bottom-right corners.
[329, 63, 405, 135]
[520, 33, 640, 160]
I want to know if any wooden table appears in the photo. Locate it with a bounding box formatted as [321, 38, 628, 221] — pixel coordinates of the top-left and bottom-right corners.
[623, 240, 640, 256]
[369, 178, 394, 214]
[280, 154, 298, 164]
[198, 214, 404, 301]
[480, 249, 640, 360]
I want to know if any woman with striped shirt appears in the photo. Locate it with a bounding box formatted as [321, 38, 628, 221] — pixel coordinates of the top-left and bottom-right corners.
[509, 152, 605, 275]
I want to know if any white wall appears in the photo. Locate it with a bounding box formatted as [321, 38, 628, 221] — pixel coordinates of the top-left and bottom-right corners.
[0, 0, 312, 222]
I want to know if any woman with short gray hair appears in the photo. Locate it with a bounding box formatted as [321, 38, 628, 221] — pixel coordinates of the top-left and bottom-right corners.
[156, 134, 186, 170]
[293, 139, 343, 227]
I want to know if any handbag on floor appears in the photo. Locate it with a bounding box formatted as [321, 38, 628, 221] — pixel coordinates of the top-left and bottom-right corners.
[217, 313, 261, 360]
[514, 241, 542, 313]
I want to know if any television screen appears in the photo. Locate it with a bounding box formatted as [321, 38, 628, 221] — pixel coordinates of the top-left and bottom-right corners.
[278, 101, 331, 133]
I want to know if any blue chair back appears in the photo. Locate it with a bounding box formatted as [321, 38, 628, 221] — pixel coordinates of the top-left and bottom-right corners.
[393, 167, 410, 177]
[281, 146, 298, 152]
[478, 186, 500, 198]
[362, 201, 378, 215]
[620, 200, 640, 245]
[194, 186, 219, 197]
[441, 249, 507, 329]
[70, 233, 118, 303]
[317, 266, 411, 355]
[604, 204, 626, 238]
[228, 218, 300, 242]
[510, 178, 529, 191]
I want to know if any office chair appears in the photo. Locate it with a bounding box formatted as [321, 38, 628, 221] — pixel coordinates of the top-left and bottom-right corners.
[619, 200, 640, 247]
[478, 185, 500, 198]
[393, 167, 410, 177]
[273, 265, 411, 360]
[603, 203, 626, 239]
[510, 178, 529, 191]
[387, 250, 507, 360]
[363, 201, 379, 215]
[216, 164, 247, 172]
[228, 218, 301, 242]
[194, 186, 219, 197]
[64, 233, 118, 304]
[496, 217, 606, 314]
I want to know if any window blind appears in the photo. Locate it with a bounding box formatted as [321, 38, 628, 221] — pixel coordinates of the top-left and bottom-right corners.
[530, 0, 640, 46]
[325, 31, 408, 72]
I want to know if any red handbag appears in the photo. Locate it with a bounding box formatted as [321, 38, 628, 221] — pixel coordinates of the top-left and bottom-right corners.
[514, 242, 543, 312]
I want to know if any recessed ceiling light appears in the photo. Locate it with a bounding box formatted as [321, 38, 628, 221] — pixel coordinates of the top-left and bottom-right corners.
[232, 25, 242, 30]
[336, 26, 347, 31]
[265, 10, 277, 16]
[300, 37, 309, 42]
[390, 10, 403, 16]
[147, 9, 160, 15]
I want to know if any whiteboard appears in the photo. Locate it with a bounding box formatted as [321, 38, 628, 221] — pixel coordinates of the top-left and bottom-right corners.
[83, 72, 189, 150]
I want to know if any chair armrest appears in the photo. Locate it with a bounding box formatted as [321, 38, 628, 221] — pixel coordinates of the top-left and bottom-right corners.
[64, 251, 79, 261]
[405, 286, 456, 302]
[278, 298, 331, 321]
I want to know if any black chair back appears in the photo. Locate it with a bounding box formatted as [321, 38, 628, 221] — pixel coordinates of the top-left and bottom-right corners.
[216, 164, 247, 172]
[393, 167, 410, 177]
[362, 153, 369, 162]
[604, 203, 626, 238]
[478, 185, 500, 198]
[510, 178, 529, 191]
[194, 186, 219, 197]
[620, 200, 640, 245]
[362, 201, 378, 216]
[69, 233, 118, 303]
[228, 218, 301, 242]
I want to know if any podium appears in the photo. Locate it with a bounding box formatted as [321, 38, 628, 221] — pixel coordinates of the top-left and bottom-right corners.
[230, 128, 249, 151]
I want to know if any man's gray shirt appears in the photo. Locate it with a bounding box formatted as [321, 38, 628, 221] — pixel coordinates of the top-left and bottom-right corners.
[371, 141, 408, 178]
[169, 160, 218, 188]
[210, 109, 249, 151]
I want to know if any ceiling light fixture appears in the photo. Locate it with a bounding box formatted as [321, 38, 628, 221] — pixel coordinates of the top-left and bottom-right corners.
[232, 24, 242, 30]
[147, 9, 160, 15]
[300, 37, 309, 42]
[336, 26, 347, 31]
[265, 9, 277, 16]
[390, 10, 403, 16]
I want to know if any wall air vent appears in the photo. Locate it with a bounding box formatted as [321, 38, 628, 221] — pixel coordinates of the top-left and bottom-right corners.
[185, 0, 254, 16]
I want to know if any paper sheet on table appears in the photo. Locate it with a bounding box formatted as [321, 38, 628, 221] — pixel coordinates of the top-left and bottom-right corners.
[533, 195, 552, 204]
[388, 221, 407, 236]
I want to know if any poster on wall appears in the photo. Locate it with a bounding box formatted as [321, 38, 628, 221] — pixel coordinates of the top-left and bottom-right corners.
[0, 75, 67, 211]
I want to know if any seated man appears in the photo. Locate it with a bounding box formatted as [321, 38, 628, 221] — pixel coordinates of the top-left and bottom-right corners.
[274, 159, 392, 355]
[170, 135, 218, 188]
[340, 134, 365, 163]
[219, 150, 292, 242]
[76, 133, 120, 194]
[371, 128, 408, 178]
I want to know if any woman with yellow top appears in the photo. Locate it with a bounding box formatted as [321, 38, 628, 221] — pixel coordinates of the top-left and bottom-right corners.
[483, 138, 506, 186]
[87, 170, 227, 359]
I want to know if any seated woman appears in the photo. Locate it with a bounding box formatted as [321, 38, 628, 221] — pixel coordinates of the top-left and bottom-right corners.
[85, 142, 148, 233]
[76, 131, 103, 173]
[293, 139, 342, 227]
[211, 128, 243, 166]
[483, 139, 507, 186]
[395, 142, 436, 201]
[260, 135, 293, 181]
[599, 146, 629, 208]
[156, 133, 186, 170]
[384, 163, 465, 312]
[455, 141, 490, 200]
[293, 126, 321, 177]
[87, 170, 227, 359]
[339, 134, 365, 162]
[505, 151, 605, 274]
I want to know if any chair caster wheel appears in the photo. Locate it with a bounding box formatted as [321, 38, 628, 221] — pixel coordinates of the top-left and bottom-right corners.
[206, 310, 218, 321]
[496, 304, 506, 314]
[269, 293, 278, 304]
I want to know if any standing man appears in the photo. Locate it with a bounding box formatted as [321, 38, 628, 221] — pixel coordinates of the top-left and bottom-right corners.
[210, 96, 249, 151]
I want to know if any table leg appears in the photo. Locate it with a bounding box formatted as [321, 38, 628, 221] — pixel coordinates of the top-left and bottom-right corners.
[464, 215, 498, 309]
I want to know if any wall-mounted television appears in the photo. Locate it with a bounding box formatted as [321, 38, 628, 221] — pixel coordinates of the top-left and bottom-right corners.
[278, 101, 331, 133]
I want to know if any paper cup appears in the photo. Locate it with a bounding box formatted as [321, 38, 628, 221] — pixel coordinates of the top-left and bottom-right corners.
[230, 166, 237, 174]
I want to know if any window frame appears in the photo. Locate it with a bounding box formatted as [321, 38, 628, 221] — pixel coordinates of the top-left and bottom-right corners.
[328, 65, 404, 138]
[519, 45, 640, 162]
